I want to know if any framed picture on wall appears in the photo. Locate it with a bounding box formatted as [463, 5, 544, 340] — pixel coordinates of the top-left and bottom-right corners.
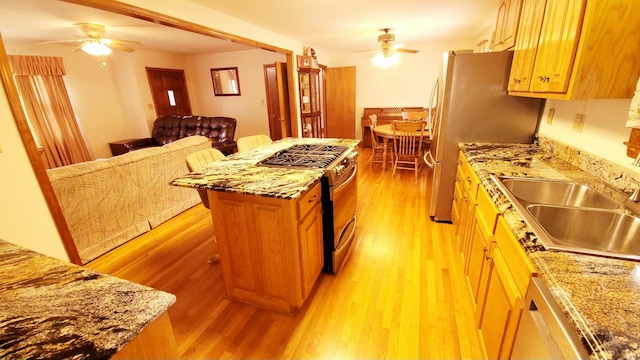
[211, 67, 241, 96]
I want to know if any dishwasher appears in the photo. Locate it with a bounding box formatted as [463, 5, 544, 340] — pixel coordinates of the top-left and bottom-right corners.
[511, 277, 589, 359]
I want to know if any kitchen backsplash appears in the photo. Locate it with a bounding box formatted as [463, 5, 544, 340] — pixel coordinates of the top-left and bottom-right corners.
[536, 134, 639, 194]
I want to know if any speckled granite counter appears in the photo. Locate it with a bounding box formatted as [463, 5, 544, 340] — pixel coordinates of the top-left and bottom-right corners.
[459, 139, 640, 360]
[0, 239, 176, 359]
[170, 137, 360, 198]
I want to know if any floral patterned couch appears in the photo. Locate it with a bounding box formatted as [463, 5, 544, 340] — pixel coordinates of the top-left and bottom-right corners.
[47, 136, 210, 263]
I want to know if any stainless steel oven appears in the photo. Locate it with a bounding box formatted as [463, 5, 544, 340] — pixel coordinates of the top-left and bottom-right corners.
[258, 144, 359, 273]
[321, 150, 358, 273]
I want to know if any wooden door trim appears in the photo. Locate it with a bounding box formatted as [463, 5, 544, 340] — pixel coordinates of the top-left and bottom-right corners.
[0, 36, 82, 264]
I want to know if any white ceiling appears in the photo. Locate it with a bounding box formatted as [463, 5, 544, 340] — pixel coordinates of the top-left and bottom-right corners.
[0, 0, 497, 55]
[0, 0, 254, 55]
[192, 0, 498, 53]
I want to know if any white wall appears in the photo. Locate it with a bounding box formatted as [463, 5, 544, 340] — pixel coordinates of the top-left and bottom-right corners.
[328, 39, 479, 140]
[0, 79, 69, 261]
[4, 41, 191, 159]
[186, 49, 286, 139]
[539, 99, 640, 173]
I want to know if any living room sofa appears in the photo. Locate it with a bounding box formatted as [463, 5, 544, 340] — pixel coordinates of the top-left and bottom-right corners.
[110, 115, 237, 156]
[47, 136, 210, 263]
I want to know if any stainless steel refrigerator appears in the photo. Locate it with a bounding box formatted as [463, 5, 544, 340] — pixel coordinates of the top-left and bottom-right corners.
[429, 50, 544, 222]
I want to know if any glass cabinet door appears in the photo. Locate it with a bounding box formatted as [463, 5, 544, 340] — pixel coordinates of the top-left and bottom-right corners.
[298, 68, 323, 137]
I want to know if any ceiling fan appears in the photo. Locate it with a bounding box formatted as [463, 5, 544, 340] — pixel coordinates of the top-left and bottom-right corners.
[376, 28, 419, 55]
[369, 28, 419, 68]
[37, 23, 143, 56]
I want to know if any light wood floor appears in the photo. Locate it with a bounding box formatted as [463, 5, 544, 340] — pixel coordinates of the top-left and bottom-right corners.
[87, 148, 485, 359]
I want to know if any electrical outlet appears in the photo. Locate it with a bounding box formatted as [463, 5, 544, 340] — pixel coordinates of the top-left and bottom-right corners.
[573, 114, 585, 133]
[546, 108, 555, 125]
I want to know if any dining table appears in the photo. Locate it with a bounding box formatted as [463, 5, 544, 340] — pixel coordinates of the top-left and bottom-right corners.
[372, 123, 431, 169]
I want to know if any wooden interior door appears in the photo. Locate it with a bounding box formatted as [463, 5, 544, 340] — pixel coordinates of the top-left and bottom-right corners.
[263, 62, 291, 140]
[146, 67, 192, 117]
[326, 66, 356, 139]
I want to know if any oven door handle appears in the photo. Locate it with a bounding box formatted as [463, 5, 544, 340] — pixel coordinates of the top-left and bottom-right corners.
[334, 165, 357, 194]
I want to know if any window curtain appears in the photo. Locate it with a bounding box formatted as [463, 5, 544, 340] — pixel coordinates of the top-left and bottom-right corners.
[8, 55, 92, 168]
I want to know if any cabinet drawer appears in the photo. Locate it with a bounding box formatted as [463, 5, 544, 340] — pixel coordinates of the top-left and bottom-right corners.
[494, 216, 537, 298]
[297, 182, 321, 220]
[460, 159, 480, 200]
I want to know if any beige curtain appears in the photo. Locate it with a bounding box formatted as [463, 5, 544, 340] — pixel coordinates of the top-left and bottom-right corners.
[8, 55, 92, 168]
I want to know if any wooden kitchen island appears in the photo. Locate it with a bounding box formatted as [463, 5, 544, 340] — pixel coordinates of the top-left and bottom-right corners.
[171, 137, 359, 314]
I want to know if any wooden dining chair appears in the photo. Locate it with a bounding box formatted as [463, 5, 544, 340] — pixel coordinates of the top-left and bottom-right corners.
[392, 120, 426, 179]
[368, 114, 392, 167]
[401, 110, 429, 122]
[422, 107, 437, 169]
[402, 109, 435, 169]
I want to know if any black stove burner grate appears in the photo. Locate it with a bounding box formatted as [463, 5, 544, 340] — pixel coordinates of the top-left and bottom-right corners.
[259, 144, 348, 169]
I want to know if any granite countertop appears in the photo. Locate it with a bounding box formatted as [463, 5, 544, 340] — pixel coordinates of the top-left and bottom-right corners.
[0, 239, 176, 360]
[170, 137, 360, 199]
[459, 142, 640, 360]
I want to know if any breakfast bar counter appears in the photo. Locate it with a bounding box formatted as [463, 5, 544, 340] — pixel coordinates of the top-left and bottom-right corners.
[170, 137, 359, 198]
[459, 137, 640, 360]
[0, 239, 176, 359]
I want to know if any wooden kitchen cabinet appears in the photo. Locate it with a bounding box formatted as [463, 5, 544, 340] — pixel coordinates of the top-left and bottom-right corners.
[492, 0, 523, 51]
[477, 245, 523, 360]
[208, 181, 323, 314]
[298, 186, 324, 299]
[507, 0, 546, 92]
[467, 186, 499, 317]
[453, 152, 480, 270]
[455, 151, 538, 358]
[508, 0, 640, 99]
[475, 216, 537, 359]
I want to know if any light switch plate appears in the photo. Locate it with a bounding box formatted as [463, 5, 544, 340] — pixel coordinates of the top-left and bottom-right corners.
[0, 145, 3, 153]
[546, 108, 555, 125]
[573, 114, 585, 133]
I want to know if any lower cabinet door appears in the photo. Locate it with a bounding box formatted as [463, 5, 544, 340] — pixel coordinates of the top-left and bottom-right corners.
[478, 248, 523, 359]
[299, 204, 323, 299]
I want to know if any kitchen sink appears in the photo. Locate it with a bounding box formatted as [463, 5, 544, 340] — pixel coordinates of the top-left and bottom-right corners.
[527, 205, 640, 260]
[491, 175, 640, 261]
[498, 177, 620, 209]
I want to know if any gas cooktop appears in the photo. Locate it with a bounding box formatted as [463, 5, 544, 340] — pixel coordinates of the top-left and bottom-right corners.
[258, 144, 349, 169]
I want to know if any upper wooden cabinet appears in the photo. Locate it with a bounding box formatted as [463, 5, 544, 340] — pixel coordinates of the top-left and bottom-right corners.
[508, 0, 640, 100]
[492, 0, 524, 51]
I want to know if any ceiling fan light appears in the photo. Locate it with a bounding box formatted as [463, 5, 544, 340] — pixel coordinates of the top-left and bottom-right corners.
[372, 52, 400, 68]
[81, 41, 112, 56]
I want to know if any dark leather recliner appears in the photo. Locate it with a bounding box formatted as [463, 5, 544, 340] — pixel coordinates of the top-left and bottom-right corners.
[111, 115, 237, 156]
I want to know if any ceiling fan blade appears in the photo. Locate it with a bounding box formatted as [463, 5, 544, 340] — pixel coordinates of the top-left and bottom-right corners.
[36, 39, 84, 46]
[353, 48, 377, 53]
[396, 48, 419, 54]
[104, 38, 144, 48]
[105, 42, 135, 53]
[75, 23, 106, 38]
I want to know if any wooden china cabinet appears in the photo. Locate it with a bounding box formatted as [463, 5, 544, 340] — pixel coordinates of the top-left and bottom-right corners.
[298, 66, 324, 138]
